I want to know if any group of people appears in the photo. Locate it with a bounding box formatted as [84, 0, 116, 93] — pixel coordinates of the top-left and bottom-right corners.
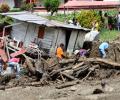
[56, 19, 109, 60]
[56, 41, 109, 61]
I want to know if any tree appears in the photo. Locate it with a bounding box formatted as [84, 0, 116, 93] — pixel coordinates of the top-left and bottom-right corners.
[44, 0, 60, 16]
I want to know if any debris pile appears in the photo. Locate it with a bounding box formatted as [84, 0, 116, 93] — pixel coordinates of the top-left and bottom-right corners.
[0, 54, 120, 90]
[90, 41, 120, 63]
[0, 38, 120, 90]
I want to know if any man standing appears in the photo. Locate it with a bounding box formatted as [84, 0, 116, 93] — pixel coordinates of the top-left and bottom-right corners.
[99, 42, 109, 58]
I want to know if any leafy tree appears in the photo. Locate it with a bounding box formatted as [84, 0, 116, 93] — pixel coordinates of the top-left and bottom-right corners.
[77, 10, 103, 30]
[44, 0, 60, 16]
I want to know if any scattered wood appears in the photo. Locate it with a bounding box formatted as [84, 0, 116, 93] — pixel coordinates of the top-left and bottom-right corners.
[61, 72, 76, 80]
[56, 80, 80, 89]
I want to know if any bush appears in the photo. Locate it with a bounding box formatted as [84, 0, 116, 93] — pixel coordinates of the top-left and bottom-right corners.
[0, 3, 10, 13]
[21, 3, 34, 11]
[44, 0, 60, 16]
[77, 10, 102, 30]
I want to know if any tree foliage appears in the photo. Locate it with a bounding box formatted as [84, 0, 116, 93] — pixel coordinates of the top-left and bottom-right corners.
[44, 0, 60, 16]
[77, 10, 102, 30]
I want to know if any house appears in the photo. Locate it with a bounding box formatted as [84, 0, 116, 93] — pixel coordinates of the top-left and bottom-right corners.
[2, 12, 90, 54]
[63, 0, 120, 9]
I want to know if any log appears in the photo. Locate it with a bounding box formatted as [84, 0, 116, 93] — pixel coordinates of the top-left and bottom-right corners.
[73, 64, 88, 72]
[81, 65, 100, 81]
[59, 59, 75, 64]
[61, 72, 76, 80]
[56, 80, 80, 89]
[78, 58, 120, 69]
[50, 66, 73, 77]
[24, 56, 36, 74]
[75, 66, 89, 78]
[72, 62, 85, 69]
[59, 58, 120, 68]
[60, 72, 65, 83]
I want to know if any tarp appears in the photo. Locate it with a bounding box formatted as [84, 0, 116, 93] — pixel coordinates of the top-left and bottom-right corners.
[10, 48, 26, 58]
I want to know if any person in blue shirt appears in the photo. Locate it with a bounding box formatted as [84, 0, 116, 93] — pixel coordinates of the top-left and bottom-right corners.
[99, 42, 109, 58]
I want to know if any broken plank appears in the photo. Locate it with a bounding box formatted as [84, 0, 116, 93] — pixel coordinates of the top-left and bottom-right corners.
[56, 80, 80, 89]
[61, 72, 76, 80]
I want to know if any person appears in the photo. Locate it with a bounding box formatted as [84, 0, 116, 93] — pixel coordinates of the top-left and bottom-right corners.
[56, 43, 65, 60]
[74, 49, 90, 58]
[83, 27, 99, 51]
[104, 13, 109, 29]
[117, 12, 120, 30]
[92, 20, 99, 31]
[99, 42, 109, 58]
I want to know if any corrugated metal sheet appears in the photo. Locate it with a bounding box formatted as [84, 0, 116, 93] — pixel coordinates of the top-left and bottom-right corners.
[1, 11, 90, 31]
[64, 1, 120, 7]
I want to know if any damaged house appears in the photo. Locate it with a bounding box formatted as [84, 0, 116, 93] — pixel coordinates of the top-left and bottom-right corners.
[2, 12, 90, 54]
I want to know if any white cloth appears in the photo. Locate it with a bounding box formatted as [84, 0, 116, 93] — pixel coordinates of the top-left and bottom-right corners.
[84, 30, 99, 41]
[118, 14, 120, 23]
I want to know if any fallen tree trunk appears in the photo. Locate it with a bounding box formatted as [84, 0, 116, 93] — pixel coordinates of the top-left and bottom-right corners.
[59, 58, 120, 69]
[79, 58, 120, 69]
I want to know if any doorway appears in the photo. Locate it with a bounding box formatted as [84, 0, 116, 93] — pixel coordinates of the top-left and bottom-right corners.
[65, 29, 71, 50]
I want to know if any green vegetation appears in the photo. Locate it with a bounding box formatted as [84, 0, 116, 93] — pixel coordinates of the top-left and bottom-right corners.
[100, 29, 120, 41]
[20, 2, 34, 11]
[45, 13, 75, 22]
[44, 0, 60, 16]
[0, 15, 13, 25]
[76, 10, 102, 30]
[10, 8, 22, 12]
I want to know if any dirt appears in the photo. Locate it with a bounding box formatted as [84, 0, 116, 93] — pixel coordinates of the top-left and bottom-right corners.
[0, 77, 119, 100]
[90, 41, 120, 63]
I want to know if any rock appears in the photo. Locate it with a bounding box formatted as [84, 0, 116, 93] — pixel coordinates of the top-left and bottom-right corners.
[70, 86, 77, 91]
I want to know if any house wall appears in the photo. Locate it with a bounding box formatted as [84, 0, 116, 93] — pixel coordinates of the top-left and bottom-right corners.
[11, 21, 38, 46]
[74, 31, 87, 50]
[11, 20, 59, 50]
[41, 27, 56, 49]
[55, 29, 66, 47]
[67, 30, 78, 54]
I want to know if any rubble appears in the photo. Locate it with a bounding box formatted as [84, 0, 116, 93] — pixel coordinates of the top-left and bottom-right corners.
[0, 37, 120, 91]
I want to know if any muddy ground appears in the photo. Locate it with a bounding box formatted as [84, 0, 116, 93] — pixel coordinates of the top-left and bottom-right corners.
[0, 77, 120, 100]
[1, 40, 120, 100]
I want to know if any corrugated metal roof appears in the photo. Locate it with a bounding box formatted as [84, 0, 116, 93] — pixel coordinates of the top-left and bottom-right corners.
[1, 11, 90, 31]
[63, 1, 120, 9]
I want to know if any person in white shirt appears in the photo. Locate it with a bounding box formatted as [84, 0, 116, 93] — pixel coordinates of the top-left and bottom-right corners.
[84, 28, 99, 41]
[83, 27, 99, 52]
[117, 12, 120, 30]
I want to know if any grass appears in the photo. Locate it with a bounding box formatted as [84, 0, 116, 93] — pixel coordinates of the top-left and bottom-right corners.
[100, 28, 120, 42]
[44, 13, 75, 22]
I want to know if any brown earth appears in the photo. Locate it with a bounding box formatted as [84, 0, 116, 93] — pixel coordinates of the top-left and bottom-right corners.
[0, 77, 120, 100]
